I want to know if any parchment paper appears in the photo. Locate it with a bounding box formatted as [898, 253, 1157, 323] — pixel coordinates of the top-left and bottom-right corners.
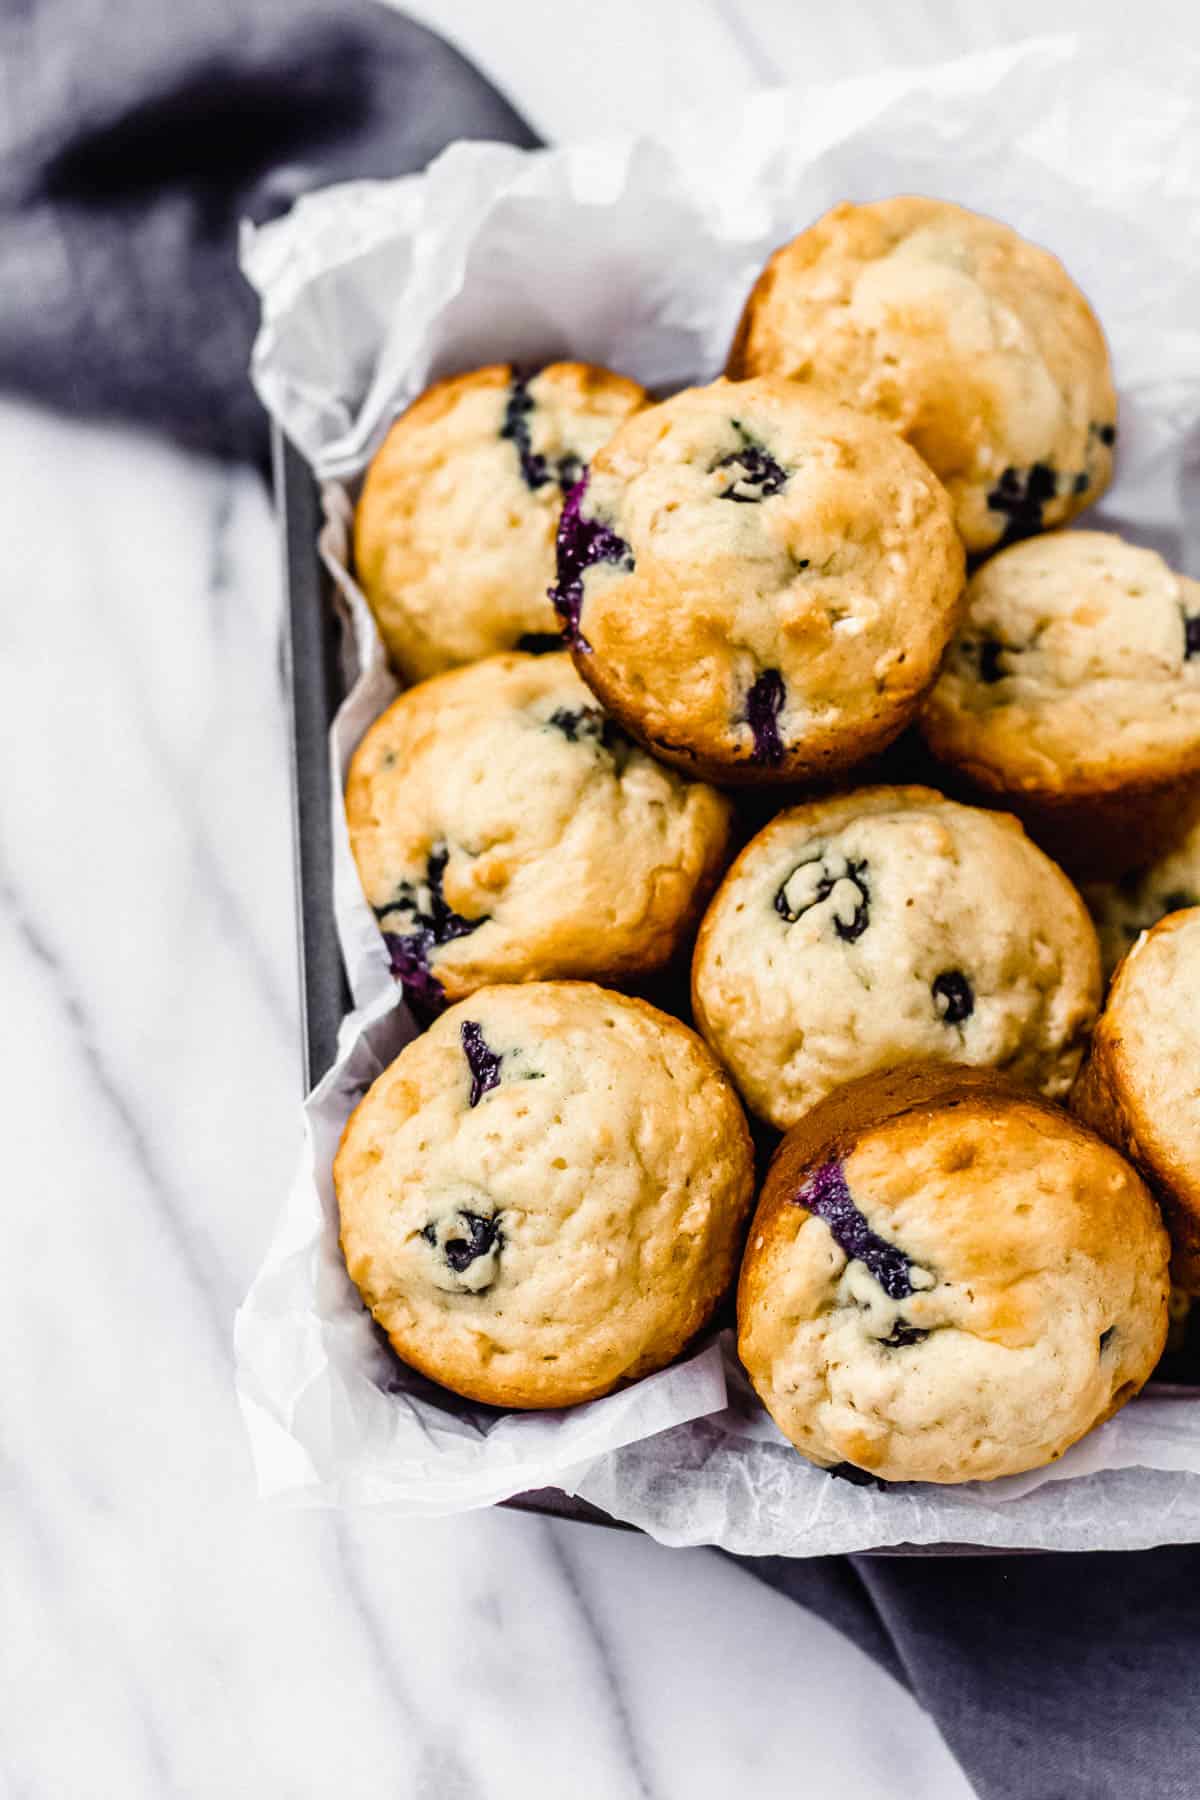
[236, 35, 1200, 1551]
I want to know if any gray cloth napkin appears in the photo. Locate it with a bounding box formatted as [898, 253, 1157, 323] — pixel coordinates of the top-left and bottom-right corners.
[6, 4, 1196, 1792]
[0, 0, 537, 459]
[738, 1545, 1200, 1800]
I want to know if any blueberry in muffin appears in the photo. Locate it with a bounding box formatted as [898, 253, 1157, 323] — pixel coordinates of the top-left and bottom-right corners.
[727, 197, 1116, 555]
[692, 785, 1100, 1129]
[355, 362, 646, 680]
[738, 1064, 1168, 1483]
[552, 377, 964, 785]
[335, 983, 755, 1408]
[921, 531, 1200, 878]
[346, 652, 733, 1010]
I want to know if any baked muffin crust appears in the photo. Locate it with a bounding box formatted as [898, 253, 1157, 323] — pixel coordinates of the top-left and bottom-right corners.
[553, 377, 964, 784]
[692, 785, 1100, 1128]
[728, 196, 1116, 554]
[1073, 908, 1200, 1290]
[346, 653, 732, 1009]
[739, 1064, 1169, 1483]
[355, 361, 646, 679]
[336, 983, 755, 1408]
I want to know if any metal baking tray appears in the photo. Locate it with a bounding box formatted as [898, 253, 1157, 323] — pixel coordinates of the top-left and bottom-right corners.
[274, 423, 1199, 1550]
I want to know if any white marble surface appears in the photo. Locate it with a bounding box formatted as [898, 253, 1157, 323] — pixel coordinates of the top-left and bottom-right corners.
[20, 2, 1176, 1791]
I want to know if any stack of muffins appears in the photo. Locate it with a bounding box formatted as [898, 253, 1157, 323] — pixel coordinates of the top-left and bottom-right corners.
[334, 198, 1200, 1489]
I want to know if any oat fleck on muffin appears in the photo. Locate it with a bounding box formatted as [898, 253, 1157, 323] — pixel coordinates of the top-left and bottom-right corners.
[692, 785, 1099, 1129]
[335, 983, 755, 1409]
[727, 196, 1116, 555]
[551, 376, 964, 785]
[921, 531, 1200, 877]
[738, 1064, 1168, 1483]
[354, 362, 646, 680]
[1073, 908, 1200, 1292]
[346, 652, 732, 1011]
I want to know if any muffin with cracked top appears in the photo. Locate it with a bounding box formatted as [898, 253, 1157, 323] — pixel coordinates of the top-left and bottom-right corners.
[727, 196, 1116, 555]
[692, 785, 1100, 1130]
[551, 377, 964, 785]
[921, 531, 1200, 878]
[346, 652, 733, 1012]
[1073, 908, 1200, 1292]
[335, 982, 755, 1408]
[738, 1063, 1169, 1484]
[1083, 814, 1200, 981]
[355, 361, 646, 680]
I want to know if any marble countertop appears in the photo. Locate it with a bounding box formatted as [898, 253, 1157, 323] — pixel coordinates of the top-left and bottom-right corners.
[13, 2, 1147, 1791]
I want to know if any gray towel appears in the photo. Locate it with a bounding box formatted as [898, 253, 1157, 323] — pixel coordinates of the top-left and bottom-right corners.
[0, 0, 537, 459]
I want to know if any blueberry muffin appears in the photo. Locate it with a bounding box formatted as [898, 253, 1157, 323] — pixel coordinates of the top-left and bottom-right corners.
[692, 786, 1099, 1130]
[727, 197, 1116, 555]
[355, 362, 647, 680]
[738, 1063, 1168, 1483]
[335, 982, 756, 1408]
[921, 532, 1200, 878]
[1083, 813, 1200, 980]
[346, 652, 733, 1011]
[1073, 908, 1200, 1292]
[551, 377, 964, 785]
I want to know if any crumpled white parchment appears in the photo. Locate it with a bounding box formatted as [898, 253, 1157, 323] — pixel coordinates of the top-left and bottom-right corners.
[235, 35, 1200, 1552]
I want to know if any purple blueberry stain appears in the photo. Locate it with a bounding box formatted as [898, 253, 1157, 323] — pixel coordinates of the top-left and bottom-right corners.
[501, 376, 550, 492]
[501, 376, 586, 496]
[792, 1157, 916, 1300]
[986, 461, 1059, 548]
[373, 845, 488, 1014]
[775, 853, 871, 943]
[460, 1021, 502, 1107]
[713, 423, 789, 503]
[932, 970, 974, 1026]
[381, 931, 447, 1016]
[549, 471, 634, 651]
[745, 668, 786, 765]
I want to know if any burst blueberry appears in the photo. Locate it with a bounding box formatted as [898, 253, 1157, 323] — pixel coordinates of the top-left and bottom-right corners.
[373, 846, 488, 1011]
[500, 376, 550, 491]
[932, 970, 974, 1026]
[423, 1211, 501, 1275]
[550, 472, 634, 650]
[460, 1021, 502, 1107]
[775, 854, 871, 943]
[713, 439, 789, 503]
[746, 669, 786, 765]
[986, 462, 1058, 548]
[792, 1157, 916, 1300]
